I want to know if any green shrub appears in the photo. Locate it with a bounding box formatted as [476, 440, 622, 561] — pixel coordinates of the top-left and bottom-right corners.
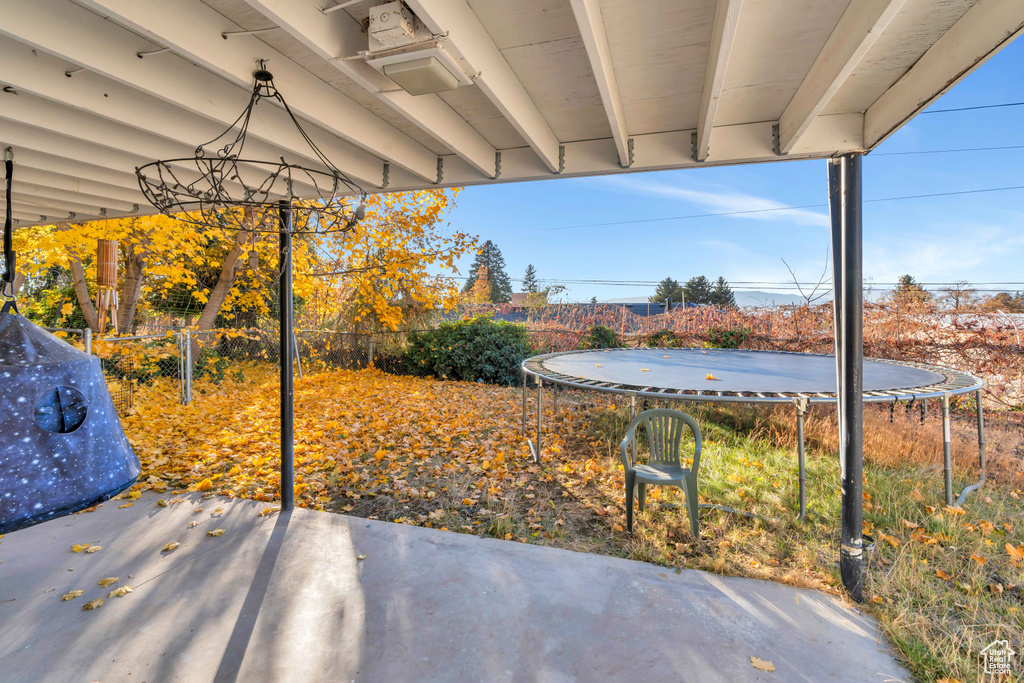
[581, 325, 622, 349]
[704, 326, 750, 349]
[403, 316, 530, 386]
[646, 328, 683, 348]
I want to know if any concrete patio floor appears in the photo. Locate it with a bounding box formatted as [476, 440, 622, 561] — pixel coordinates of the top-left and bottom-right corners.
[0, 493, 909, 682]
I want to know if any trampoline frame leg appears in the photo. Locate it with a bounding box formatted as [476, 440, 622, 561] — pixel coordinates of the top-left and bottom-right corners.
[521, 371, 527, 439]
[942, 393, 953, 506]
[795, 398, 808, 522]
[529, 376, 543, 463]
[955, 388, 987, 506]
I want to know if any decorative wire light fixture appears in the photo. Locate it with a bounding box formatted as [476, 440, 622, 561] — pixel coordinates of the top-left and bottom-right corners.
[136, 65, 372, 511]
[136, 63, 367, 234]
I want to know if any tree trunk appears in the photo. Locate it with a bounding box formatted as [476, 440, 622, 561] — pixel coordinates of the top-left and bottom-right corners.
[191, 228, 248, 356]
[66, 252, 98, 332]
[117, 244, 148, 333]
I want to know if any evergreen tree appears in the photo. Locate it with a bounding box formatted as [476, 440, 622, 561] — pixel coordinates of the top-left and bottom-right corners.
[893, 274, 931, 304]
[683, 275, 714, 305]
[462, 240, 513, 303]
[522, 264, 538, 293]
[710, 276, 736, 308]
[649, 277, 683, 303]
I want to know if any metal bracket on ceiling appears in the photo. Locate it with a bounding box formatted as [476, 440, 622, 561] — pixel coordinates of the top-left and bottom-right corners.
[67, 212, 76, 220]
[690, 131, 700, 162]
[382, 161, 390, 189]
[494, 151, 501, 179]
[627, 137, 634, 167]
[772, 123, 783, 156]
[130, 204, 139, 213]
[436, 156, 444, 184]
[64, 67, 84, 78]
[221, 27, 279, 40]
[3, 86, 18, 95]
[136, 47, 171, 59]
[99, 208, 107, 217]
[556, 144, 565, 174]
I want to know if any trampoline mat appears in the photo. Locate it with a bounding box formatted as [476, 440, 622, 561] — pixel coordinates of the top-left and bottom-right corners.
[537, 348, 945, 394]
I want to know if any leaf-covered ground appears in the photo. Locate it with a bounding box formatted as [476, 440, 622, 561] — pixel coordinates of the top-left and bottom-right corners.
[123, 368, 1023, 683]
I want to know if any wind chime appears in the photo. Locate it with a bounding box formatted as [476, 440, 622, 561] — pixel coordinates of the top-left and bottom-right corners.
[1, 148, 140, 534]
[96, 238, 119, 334]
[136, 64, 367, 511]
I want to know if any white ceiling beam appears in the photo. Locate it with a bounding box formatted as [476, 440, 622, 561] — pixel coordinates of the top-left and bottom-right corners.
[15, 166, 146, 206]
[866, 0, 1024, 148]
[75, 0, 440, 183]
[778, 0, 905, 155]
[242, 0, 498, 178]
[4, 181, 136, 213]
[569, 0, 630, 168]
[405, 0, 562, 173]
[3, 192, 111, 218]
[0, 120, 244, 200]
[695, 0, 743, 162]
[7, 147, 141, 191]
[0, 84, 319, 197]
[0, 0, 389, 186]
[11, 208, 45, 223]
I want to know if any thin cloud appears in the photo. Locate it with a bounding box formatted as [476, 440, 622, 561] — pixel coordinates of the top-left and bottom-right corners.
[603, 176, 829, 226]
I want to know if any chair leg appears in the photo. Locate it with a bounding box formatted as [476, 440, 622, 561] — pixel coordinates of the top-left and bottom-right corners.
[683, 476, 700, 539]
[625, 471, 636, 533]
[637, 483, 646, 512]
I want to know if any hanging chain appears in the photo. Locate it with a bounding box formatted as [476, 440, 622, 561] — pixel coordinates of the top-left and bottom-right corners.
[2, 147, 15, 303]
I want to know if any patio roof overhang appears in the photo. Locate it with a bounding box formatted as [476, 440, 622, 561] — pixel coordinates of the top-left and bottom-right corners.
[2, 0, 1023, 225]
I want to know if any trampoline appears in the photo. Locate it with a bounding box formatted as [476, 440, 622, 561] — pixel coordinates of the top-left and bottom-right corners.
[521, 348, 985, 517]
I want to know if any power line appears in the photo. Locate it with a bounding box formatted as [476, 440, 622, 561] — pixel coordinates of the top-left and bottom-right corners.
[873, 144, 1024, 156]
[524, 183, 1024, 233]
[923, 101, 1024, 114]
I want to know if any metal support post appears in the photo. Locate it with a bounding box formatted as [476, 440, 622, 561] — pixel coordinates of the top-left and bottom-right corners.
[368, 336, 375, 369]
[83, 327, 92, 356]
[829, 153, 864, 602]
[795, 398, 809, 521]
[183, 327, 192, 405]
[941, 393, 953, 506]
[293, 330, 303, 379]
[279, 200, 295, 511]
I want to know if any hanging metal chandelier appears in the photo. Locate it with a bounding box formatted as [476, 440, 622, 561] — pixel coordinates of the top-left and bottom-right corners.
[135, 65, 375, 513]
[135, 64, 367, 234]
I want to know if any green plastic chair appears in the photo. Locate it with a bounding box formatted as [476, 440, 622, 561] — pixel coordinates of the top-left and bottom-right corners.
[620, 408, 702, 538]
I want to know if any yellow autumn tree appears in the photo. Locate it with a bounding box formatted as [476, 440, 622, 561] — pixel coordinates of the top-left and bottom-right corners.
[12, 189, 471, 334]
[311, 189, 476, 331]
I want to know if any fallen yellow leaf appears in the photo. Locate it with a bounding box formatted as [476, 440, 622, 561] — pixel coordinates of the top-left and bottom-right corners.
[969, 554, 987, 566]
[163, 542, 180, 552]
[128, 491, 141, 500]
[108, 585, 133, 598]
[207, 528, 225, 537]
[61, 590, 84, 601]
[705, 374, 720, 381]
[83, 599, 104, 611]
[1006, 543, 1024, 567]
[187, 521, 199, 529]
[156, 499, 168, 508]
[356, 554, 367, 561]
[935, 569, 952, 581]
[119, 503, 134, 509]
[83, 545, 102, 554]
[750, 656, 775, 672]
[97, 577, 119, 587]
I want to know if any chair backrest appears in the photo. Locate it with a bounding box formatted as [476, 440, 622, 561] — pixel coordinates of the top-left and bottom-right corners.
[622, 408, 702, 472]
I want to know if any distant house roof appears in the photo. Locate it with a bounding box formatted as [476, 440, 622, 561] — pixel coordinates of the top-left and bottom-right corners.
[509, 293, 530, 305]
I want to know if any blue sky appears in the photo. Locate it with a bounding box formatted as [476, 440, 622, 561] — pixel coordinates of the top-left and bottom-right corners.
[444, 36, 1024, 303]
